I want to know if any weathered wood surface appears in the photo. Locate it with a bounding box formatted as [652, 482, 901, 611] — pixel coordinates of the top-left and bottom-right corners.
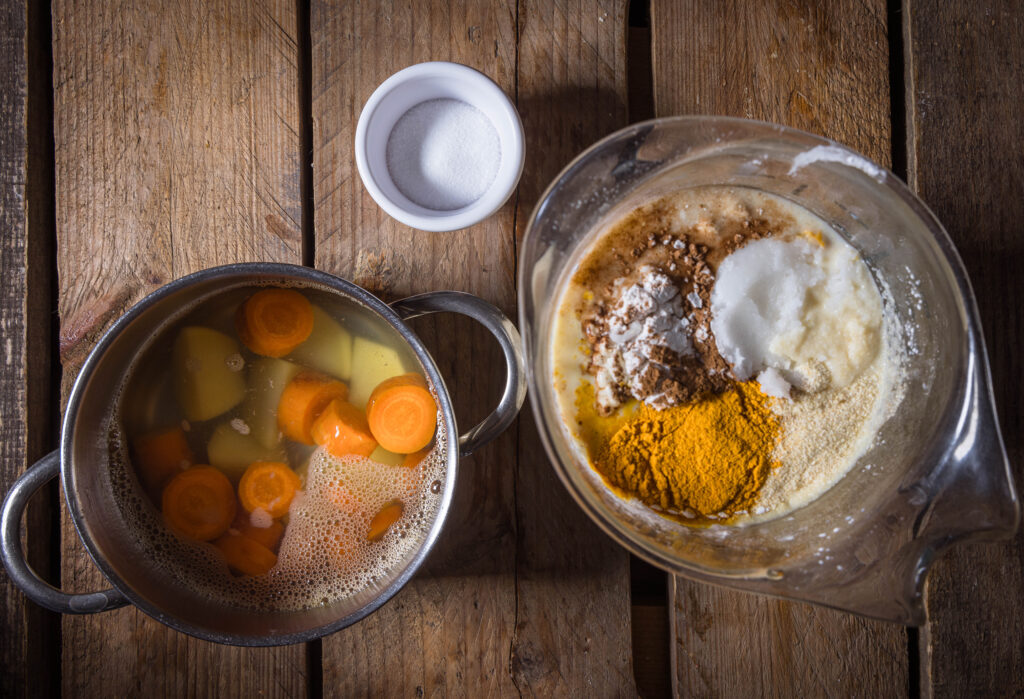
[513, 0, 635, 695]
[0, 0, 58, 696]
[907, 1, 1024, 695]
[651, 0, 910, 696]
[52, 1, 305, 696]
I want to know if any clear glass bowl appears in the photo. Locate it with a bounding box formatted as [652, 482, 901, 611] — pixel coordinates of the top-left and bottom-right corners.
[517, 117, 1019, 624]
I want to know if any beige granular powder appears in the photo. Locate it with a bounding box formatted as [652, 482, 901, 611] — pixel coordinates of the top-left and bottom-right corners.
[753, 363, 883, 516]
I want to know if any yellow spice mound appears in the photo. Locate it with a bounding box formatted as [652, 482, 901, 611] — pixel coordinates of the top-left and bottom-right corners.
[593, 381, 779, 519]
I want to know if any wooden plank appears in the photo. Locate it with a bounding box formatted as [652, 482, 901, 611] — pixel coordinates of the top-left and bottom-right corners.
[311, 1, 520, 695]
[651, 1, 910, 695]
[1, 0, 58, 696]
[512, 0, 636, 695]
[52, 1, 305, 696]
[906, 1, 1024, 695]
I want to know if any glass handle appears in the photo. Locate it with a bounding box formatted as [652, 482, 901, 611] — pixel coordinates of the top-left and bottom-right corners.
[911, 346, 1019, 547]
[891, 344, 1019, 624]
[1, 451, 128, 614]
[391, 291, 527, 457]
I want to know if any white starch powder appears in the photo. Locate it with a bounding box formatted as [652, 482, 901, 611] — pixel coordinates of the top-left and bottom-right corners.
[385, 98, 501, 211]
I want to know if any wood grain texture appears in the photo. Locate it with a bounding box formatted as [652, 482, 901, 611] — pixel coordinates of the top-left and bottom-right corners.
[512, 0, 636, 695]
[52, 1, 304, 695]
[652, 0, 890, 144]
[1, 0, 58, 696]
[311, 1, 520, 695]
[906, 1, 1024, 695]
[651, 1, 909, 696]
[672, 580, 909, 698]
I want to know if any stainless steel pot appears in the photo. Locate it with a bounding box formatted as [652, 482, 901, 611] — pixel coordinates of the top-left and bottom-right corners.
[2, 263, 526, 645]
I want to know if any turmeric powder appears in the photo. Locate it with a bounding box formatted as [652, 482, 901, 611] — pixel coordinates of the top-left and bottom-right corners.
[592, 381, 779, 521]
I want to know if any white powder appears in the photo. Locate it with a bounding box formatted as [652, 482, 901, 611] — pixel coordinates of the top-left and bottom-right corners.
[386, 98, 501, 211]
[591, 267, 694, 411]
[756, 366, 791, 399]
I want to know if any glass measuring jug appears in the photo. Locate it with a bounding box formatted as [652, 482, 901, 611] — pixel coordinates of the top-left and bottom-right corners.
[518, 117, 1019, 623]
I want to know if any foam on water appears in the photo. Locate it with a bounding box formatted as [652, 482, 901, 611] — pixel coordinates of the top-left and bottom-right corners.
[107, 412, 448, 612]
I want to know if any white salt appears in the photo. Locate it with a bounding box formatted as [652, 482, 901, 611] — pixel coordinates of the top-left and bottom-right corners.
[386, 98, 501, 211]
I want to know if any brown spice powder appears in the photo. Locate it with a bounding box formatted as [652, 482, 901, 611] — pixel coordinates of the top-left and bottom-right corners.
[575, 194, 780, 410]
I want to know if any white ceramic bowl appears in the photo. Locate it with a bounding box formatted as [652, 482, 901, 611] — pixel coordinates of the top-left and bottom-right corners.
[355, 62, 524, 232]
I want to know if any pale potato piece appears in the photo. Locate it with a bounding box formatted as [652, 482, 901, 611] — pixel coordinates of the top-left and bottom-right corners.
[172, 326, 246, 422]
[243, 357, 302, 448]
[207, 421, 287, 482]
[348, 336, 406, 409]
[287, 305, 353, 381]
[369, 445, 404, 466]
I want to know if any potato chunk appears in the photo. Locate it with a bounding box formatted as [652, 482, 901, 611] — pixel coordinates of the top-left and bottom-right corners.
[369, 445, 404, 466]
[243, 357, 302, 449]
[172, 326, 246, 421]
[348, 336, 406, 409]
[287, 305, 353, 381]
[207, 421, 287, 482]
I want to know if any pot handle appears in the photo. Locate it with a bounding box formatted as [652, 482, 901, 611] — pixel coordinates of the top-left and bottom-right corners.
[391, 291, 527, 457]
[1, 450, 127, 614]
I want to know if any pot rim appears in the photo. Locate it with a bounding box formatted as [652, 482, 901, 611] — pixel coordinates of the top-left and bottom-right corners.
[61, 262, 460, 646]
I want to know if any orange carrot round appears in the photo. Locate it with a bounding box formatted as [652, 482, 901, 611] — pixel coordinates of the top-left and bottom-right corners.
[132, 426, 194, 501]
[311, 399, 378, 458]
[277, 372, 349, 444]
[237, 288, 314, 357]
[366, 373, 437, 453]
[367, 500, 404, 542]
[161, 466, 236, 541]
[214, 532, 278, 576]
[232, 510, 285, 551]
[238, 461, 302, 518]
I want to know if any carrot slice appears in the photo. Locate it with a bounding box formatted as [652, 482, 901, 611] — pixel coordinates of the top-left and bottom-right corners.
[236, 288, 315, 358]
[238, 461, 302, 518]
[232, 509, 285, 551]
[402, 446, 432, 469]
[161, 466, 236, 541]
[311, 399, 378, 458]
[213, 532, 277, 576]
[132, 426, 194, 501]
[367, 500, 404, 542]
[277, 372, 349, 444]
[366, 373, 437, 453]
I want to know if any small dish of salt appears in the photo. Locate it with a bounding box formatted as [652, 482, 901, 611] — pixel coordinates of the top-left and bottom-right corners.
[355, 62, 525, 232]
